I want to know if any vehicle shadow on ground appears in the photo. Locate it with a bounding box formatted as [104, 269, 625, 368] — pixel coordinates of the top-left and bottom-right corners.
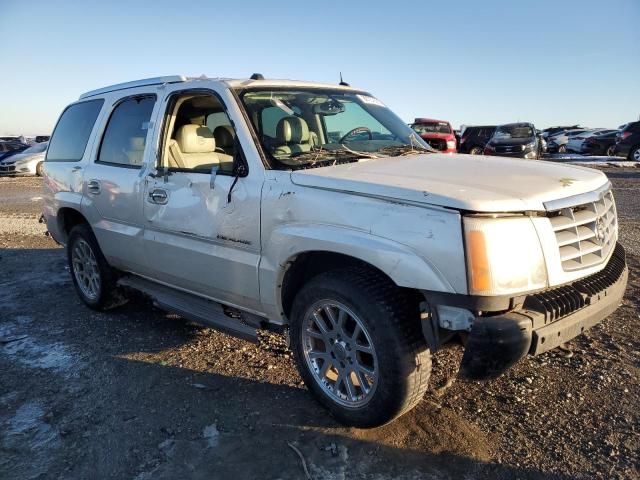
[65, 353, 581, 480]
[1, 248, 579, 479]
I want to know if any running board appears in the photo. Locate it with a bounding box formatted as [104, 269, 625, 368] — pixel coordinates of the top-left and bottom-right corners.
[117, 276, 260, 342]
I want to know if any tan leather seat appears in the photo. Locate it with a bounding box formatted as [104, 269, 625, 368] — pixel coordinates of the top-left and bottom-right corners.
[168, 124, 219, 170]
[125, 136, 145, 166]
[273, 116, 313, 156]
[213, 125, 235, 154]
[213, 125, 235, 172]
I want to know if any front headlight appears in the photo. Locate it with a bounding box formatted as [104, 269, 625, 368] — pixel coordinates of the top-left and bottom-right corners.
[446, 140, 456, 149]
[464, 216, 547, 296]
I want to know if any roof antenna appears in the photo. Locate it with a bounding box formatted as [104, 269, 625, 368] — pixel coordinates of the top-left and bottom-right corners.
[339, 72, 350, 87]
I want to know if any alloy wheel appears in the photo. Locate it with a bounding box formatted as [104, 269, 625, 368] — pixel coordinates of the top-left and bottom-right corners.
[301, 300, 378, 408]
[71, 239, 100, 301]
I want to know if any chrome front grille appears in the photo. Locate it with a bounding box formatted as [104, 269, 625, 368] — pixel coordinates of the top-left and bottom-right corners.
[549, 189, 617, 271]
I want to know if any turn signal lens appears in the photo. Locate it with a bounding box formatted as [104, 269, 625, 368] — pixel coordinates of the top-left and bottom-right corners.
[467, 230, 491, 292]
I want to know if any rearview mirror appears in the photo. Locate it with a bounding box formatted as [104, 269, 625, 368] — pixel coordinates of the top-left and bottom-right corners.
[313, 100, 345, 116]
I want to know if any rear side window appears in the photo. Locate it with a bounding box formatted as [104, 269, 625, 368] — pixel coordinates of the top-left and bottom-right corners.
[97, 96, 156, 168]
[46, 99, 104, 162]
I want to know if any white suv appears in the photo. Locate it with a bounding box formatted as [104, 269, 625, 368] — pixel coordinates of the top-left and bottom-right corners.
[42, 75, 628, 427]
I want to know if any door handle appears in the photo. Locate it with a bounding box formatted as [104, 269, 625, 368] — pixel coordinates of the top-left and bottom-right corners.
[149, 188, 168, 204]
[87, 179, 101, 195]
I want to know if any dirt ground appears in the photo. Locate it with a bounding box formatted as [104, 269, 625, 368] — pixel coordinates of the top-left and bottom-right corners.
[1, 170, 638, 480]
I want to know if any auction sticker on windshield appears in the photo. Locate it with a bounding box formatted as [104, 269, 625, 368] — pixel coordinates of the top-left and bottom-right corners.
[357, 94, 386, 107]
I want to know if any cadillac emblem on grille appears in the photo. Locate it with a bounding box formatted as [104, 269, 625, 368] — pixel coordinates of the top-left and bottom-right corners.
[595, 217, 606, 243]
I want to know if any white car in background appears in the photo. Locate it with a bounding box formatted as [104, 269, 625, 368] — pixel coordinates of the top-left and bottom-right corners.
[0, 141, 48, 175]
[566, 129, 616, 153]
[547, 129, 589, 153]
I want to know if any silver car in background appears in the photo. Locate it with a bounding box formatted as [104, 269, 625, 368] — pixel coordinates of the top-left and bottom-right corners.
[0, 141, 48, 175]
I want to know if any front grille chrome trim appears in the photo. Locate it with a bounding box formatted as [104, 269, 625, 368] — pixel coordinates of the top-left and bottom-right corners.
[543, 181, 611, 211]
[547, 185, 618, 272]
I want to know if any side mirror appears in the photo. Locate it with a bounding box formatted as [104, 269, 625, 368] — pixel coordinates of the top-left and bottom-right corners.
[210, 165, 220, 189]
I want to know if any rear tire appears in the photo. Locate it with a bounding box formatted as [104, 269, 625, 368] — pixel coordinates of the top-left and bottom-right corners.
[290, 267, 431, 427]
[558, 144, 567, 153]
[469, 146, 483, 155]
[35, 162, 44, 176]
[67, 224, 121, 310]
[606, 145, 615, 157]
[629, 145, 640, 162]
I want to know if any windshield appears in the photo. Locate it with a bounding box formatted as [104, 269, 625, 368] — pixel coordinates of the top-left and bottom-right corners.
[239, 88, 430, 170]
[22, 142, 48, 154]
[493, 125, 534, 140]
[411, 122, 451, 134]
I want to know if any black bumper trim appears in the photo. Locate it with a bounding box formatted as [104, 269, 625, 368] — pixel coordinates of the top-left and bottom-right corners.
[459, 243, 628, 380]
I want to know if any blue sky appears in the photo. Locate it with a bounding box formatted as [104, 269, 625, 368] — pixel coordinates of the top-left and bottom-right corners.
[1, 0, 638, 135]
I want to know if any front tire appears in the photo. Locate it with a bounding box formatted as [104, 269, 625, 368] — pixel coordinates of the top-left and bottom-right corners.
[35, 162, 44, 176]
[290, 268, 431, 427]
[469, 146, 483, 155]
[558, 144, 567, 153]
[67, 224, 119, 310]
[629, 145, 640, 162]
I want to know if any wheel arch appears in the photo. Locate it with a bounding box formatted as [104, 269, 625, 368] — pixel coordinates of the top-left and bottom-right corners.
[57, 207, 90, 243]
[263, 224, 454, 323]
[281, 251, 397, 320]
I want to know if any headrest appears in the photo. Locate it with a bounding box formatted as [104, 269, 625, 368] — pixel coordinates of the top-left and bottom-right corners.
[214, 125, 235, 148]
[176, 125, 215, 153]
[276, 116, 309, 144]
[129, 137, 145, 151]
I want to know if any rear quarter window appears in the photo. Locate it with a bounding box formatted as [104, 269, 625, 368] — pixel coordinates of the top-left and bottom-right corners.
[46, 99, 104, 162]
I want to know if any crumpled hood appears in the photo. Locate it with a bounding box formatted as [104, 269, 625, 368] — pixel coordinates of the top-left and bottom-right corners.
[290, 153, 609, 212]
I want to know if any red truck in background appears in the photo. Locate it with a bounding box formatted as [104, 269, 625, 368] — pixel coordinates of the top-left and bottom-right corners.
[410, 118, 457, 153]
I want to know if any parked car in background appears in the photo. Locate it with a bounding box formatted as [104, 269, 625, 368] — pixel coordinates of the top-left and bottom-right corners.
[410, 118, 457, 153]
[613, 121, 640, 161]
[582, 130, 620, 156]
[566, 129, 616, 153]
[453, 129, 461, 148]
[541, 125, 581, 139]
[35, 135, 50, 143]
[483, 122, 541, 159]
[458, 125, 496, 154]
[0, 141, 48, 175]
[0, 140, 30, 162]
[546, 129, 590, 153]
[539, 134, 548, 155]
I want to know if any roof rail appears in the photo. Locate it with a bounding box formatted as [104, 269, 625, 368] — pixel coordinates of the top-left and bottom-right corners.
[79, 75, 188, 99]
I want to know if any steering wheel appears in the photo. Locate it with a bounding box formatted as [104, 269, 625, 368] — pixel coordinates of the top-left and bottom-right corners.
[339, 127, 373, 144]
